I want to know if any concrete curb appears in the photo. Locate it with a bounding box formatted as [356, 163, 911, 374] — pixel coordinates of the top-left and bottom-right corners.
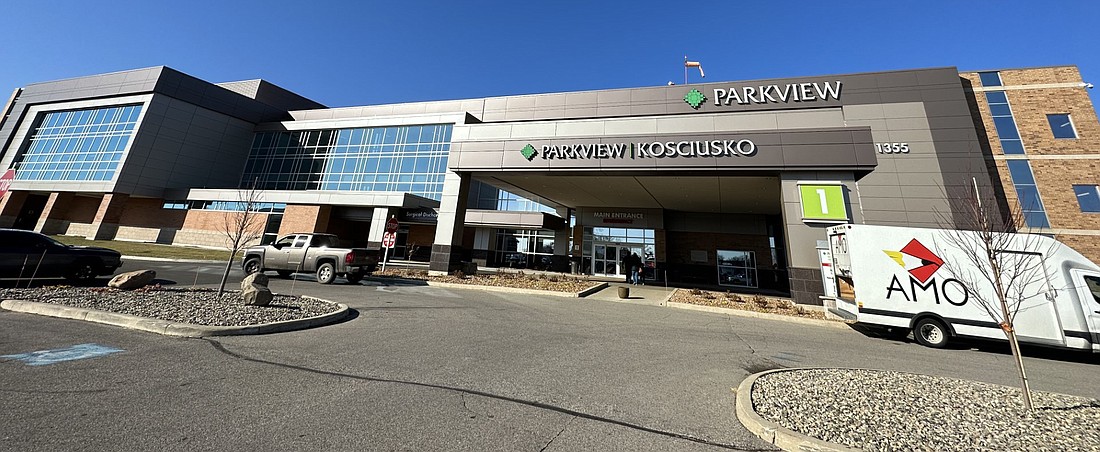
[366, 276, 608, 298]
[734, 368, 860, 452]
[122, 255, 224, 264]
[665, 299, 853, 330]
[0, 296, 349, 338]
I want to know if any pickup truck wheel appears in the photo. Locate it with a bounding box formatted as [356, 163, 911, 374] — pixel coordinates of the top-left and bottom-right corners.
[65, 260, 98, 284]
[346, 272, 363, 284]
[276, 270, 293, 278]
[316, 263, 336, 284]
[914, 318, 950, 348]
[243, 258, 262, 275]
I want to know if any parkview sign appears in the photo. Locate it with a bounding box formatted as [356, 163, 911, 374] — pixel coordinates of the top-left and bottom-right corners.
[521, 139, 756, 161]
[684, 81, 843, 109]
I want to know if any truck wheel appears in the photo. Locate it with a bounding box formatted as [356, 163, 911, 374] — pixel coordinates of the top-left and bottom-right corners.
[276, 270, 294, 278]
[316, 262, 336, 284]
[346, 272, 363, 284]
[243, 258, 262, 275]
[914, 318, 950, 348]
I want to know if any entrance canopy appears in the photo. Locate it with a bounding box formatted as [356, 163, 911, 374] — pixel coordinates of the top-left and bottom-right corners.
[475, 173, 782, 214]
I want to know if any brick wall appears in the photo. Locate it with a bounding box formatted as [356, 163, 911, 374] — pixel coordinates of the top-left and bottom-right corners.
[277, 205, 329, 236]
[961, 66, 1100, 263]
[65, 196, 101, 223]
[118, 197, 187, 229]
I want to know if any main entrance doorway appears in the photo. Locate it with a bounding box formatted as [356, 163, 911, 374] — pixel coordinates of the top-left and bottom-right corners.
[592, 243, 645, 278]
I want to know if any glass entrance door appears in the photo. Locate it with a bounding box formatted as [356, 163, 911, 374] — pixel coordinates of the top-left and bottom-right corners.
[593, 243, 645, 278]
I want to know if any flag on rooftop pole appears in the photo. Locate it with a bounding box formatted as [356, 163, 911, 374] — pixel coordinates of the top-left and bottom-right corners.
[684, 56, 704, 84]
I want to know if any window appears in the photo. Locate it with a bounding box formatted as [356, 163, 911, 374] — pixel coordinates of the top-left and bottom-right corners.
[1005, 160, 1050, 228]
[984, 91, 1024, 154]
[978, 71, 1003, 87]
[1073, 185, 1100, 212]
[1047, 114, 1077, 139]
[717, 250, 758, 288]
[14, 105, 143, 182]
[241, 124, 452, 199]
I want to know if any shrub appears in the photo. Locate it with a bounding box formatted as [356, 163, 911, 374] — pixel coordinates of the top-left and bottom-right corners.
[724, 291, 742, 302]
[547, 275, 559, 282]
[454, 270, 466, 279]
[701, 291, 715, 300]
[752, 295, 769, 308]
[689, 288, 704, 296]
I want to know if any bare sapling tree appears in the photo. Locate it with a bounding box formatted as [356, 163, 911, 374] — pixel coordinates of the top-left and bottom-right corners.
[217, 183, 266, 295]
[935, 180, 1056, 412]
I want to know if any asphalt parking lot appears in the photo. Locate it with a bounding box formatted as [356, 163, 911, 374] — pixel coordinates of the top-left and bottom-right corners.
[1, 258, 1097, 451]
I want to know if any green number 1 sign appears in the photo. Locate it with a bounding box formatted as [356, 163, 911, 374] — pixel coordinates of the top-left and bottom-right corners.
[798, 184, 848, 222]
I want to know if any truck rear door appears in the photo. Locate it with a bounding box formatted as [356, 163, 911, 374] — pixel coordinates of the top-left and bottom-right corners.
[1001, 251, 1063, 345]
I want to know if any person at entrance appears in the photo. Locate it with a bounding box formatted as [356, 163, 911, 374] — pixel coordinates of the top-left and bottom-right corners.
[621, 253, 632, 283]
[629, 253, 642, 285]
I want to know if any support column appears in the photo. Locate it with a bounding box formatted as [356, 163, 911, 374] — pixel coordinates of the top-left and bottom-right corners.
[429, 171, 471, 275]
[0, 190, 27, 228]
[552, 207, 571, 272]
[88, 193, 129, 240]
[780, 172, 860, 306]
[366, 207, 391, 251]
[35, 192, 75, 235]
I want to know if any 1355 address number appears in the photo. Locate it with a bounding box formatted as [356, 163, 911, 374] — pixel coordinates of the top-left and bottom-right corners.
[875, 142, 909, 154]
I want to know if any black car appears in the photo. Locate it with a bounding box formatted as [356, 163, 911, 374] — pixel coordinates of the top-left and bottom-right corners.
[0, 229, 123, 282]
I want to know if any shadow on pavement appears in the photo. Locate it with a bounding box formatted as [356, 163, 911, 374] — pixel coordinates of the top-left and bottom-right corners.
[848, 323, 1100, 365]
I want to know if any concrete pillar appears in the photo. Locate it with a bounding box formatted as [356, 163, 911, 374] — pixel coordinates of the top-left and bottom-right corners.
[0, 190, 27, 228]
[366, 207, 391, 251]
[35, 192, 74, 234]
[429, 171, 471, 275]
[88, 193, 129, 240]
[779, 172, 861, 306]
[552, 207, 571, 272]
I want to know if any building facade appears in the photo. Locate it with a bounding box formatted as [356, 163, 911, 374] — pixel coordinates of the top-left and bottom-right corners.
[0, 65, 1095, 305]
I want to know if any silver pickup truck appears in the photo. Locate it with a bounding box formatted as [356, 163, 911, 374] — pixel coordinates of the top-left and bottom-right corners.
[241, 233, 378, 284]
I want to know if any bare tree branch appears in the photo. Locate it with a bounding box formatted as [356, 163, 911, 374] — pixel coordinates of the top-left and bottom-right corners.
[217, 182, 266, 295]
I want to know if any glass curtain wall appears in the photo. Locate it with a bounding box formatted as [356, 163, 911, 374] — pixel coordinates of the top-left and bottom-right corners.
[15, 105, 143, 182]
[493, 229, 556, 270]
[241, 124, 452, 199]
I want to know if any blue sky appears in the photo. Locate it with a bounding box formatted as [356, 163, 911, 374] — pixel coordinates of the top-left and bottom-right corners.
[2, 1, 1098, 107]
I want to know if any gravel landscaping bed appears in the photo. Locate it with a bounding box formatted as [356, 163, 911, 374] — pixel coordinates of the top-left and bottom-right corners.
[670, 289, 827, 320]
[0, 286, 340, 327]
[751, 368, 1100, 451]
[375, 268, 597, 293]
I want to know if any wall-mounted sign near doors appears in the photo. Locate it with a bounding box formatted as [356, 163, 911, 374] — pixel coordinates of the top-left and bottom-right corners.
[797, 182, 849, 223]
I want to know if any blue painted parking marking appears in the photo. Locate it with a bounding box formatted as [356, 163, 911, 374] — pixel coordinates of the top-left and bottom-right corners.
[1, 343, 124, 366]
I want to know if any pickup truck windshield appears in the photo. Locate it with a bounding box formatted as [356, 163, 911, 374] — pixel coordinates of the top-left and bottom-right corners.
[310, 235, 340, 247]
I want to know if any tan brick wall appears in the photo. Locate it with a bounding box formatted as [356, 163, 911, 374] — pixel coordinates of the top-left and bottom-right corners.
[278, 205, 326, 236]
[118, 197, 187, 229]
[182, 209, 273, 233]
[65, 196, 101, 223]
[961, 67, 1100, 158]
[1027, 159, 1100, 229]
[1054, 234, 1100, 264]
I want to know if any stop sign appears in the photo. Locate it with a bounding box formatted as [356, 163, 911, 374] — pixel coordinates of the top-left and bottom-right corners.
[385, 217, 399, 234]
[0, 169, 14, 200]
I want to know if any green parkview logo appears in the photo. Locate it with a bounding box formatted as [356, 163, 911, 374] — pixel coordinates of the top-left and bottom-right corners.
[683, 89, 706, 109]
[520, 144, 538, 161]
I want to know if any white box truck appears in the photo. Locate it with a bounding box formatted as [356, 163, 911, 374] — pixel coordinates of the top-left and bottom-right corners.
[825, 224, 1100, 351]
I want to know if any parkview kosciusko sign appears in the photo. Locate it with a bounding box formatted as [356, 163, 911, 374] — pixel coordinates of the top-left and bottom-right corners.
[521, 139, 757, 161]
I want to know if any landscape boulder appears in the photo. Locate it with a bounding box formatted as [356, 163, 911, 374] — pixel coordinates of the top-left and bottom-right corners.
[108, 270, 156, 290]
[241, 272, 273, 307]
[242, 285, 274, 307]
[240, 273, 270, 291]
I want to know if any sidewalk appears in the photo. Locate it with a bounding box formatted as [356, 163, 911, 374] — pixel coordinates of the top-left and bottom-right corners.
[584, 282, 676, 306]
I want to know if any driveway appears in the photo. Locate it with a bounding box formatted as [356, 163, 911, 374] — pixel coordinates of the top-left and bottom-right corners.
[1, 261, 1097, 450]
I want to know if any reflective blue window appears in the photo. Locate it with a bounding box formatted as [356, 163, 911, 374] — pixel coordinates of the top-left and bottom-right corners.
[978, 71, 1003, 87]
[1073, 185, 1100, 213]
[985, 91, 1024, 155]
[1046, 114, 1077, 139]
[1004, 160, 1049, 228]
[241, 124, 452, 199]
[14, 105, 142, 182]
[1006, 160, 1035, 184]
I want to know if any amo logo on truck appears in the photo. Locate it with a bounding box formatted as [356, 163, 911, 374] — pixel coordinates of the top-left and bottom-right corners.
[883, 239, 969, 306]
